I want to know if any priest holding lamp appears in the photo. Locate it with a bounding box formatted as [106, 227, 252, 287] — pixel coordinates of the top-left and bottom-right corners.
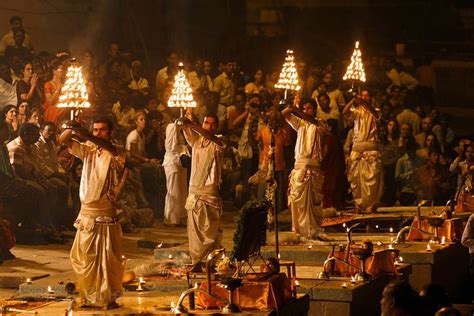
[167, 62, 225, 270]
[342, 41, 383, 213]
[179, 112, 225, 271]
[277, 50, 330, 241]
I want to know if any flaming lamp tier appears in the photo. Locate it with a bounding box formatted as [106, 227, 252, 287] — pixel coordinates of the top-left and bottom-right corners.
[168, 62, 197, 109]
[274, 49, 301, 92]
[343, 41, 366, 83]
[57, 65, 91, 109]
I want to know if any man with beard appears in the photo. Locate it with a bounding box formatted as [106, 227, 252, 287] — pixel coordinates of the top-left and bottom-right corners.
[343, 89, 383, 213]
[180, 113, 225, 270]
[282, 97, 329, 240]
[60, 117, 127, 309]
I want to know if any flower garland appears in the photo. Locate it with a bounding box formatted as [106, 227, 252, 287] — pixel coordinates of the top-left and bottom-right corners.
[230, 199, 270, 261]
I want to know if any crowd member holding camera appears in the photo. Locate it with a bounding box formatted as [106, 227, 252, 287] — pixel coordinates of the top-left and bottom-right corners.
[233, 94, 266, 193]
[343, 89, 383, 213]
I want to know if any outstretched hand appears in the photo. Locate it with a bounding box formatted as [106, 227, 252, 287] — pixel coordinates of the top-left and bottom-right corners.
[292, 94, 300, 108]
[175, 117, 192, 126]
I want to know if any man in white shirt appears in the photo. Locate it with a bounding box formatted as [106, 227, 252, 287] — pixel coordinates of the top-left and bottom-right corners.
[0, 60, 17, 110]
[155, 52, 178, 93]
[321, 72, 346, 110]
[0, 16, 32, 56]
[128, 60, 149, 96]
[212, 60, 235, 106]
[163, 115, 189, 227]
[396, 63, 419, 91]
[188, 59, 213, 92]
[384, 59, 401, 90]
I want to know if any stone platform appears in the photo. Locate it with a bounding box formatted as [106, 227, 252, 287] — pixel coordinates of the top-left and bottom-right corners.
[0, 206, 470, 314]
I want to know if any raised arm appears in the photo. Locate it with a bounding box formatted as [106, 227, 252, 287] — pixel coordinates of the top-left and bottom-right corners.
[232, 108, 249, 128]
[186, 120, 224, 148]
[60, 122, 117, 156]
[290, 107, 319, 125]
[281, 105, 293, 121]
[342, 97, 355, 116]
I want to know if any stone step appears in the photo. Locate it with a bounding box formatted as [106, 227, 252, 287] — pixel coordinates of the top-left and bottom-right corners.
[0, 273, 49, 289]
[18, 271, 76, 297]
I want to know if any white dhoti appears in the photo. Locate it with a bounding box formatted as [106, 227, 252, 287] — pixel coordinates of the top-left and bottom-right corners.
[348, 148, 383, 212]
[185, 186, 222, 264]
[70, 211, 123, 307]
[164, 163, 188, 225]
[288, 166, 324, 238]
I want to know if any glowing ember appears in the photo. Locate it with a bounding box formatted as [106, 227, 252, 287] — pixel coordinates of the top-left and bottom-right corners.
[343, 41, 366, 82]
[274, 50, 301, 92]
[57, 65, 91, 109]
[168, 62, 197, 109]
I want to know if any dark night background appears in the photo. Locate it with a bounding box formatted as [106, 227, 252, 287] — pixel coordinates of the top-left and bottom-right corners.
[1, 0, 473, 108]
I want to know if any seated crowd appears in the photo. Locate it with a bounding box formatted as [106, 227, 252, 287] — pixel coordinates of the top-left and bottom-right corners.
[0, 17, 472, 246]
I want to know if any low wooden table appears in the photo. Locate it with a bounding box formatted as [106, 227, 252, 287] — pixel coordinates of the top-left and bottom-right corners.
[408, 218, 464, 242]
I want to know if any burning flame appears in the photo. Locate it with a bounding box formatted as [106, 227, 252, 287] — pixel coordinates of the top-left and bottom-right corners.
[274, 50, 301, 92]
[343, 41, 366, 82]
[168, 62, 197, 109]
[57, 65, 91, 108]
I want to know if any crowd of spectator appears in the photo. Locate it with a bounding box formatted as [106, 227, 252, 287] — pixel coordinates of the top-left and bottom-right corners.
[0, 16, 472, 247]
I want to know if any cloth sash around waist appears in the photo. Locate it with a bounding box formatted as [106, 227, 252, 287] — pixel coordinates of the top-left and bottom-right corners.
[294, 158, 320, 170]
[352, 141, 379, 153]
[189, 185, 219, 196]
[79, 198, 116, 218]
